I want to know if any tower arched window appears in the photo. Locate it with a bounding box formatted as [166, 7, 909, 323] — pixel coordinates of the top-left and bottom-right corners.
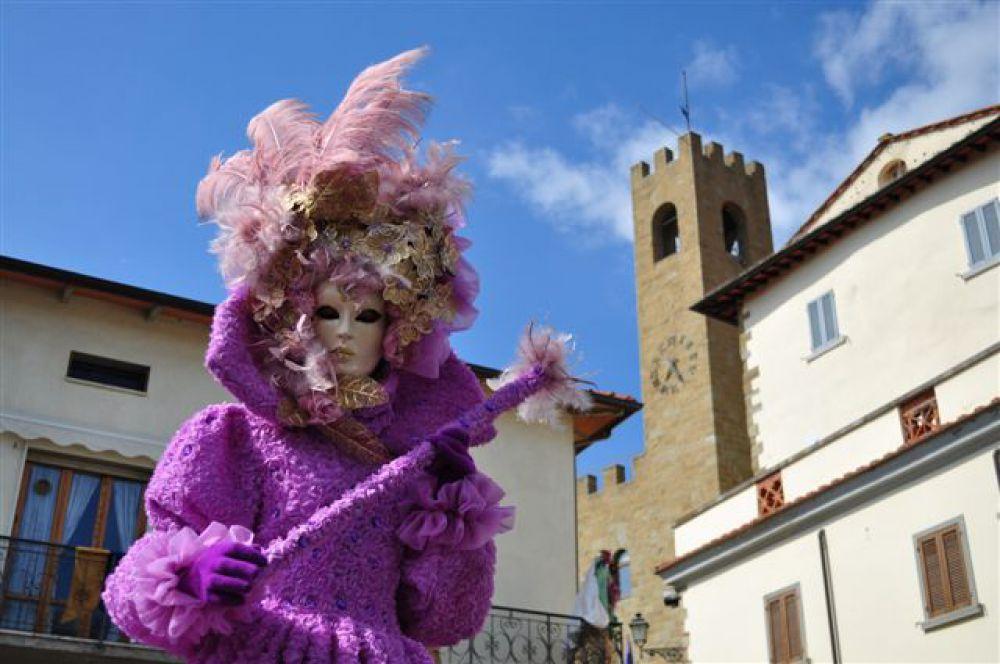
[878, 159, 907, 187]
[652, 203, 680, 262]
[722, 203, 747, 265]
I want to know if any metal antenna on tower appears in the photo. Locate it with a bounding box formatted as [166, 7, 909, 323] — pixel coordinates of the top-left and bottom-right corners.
[680, 70, 692, 133]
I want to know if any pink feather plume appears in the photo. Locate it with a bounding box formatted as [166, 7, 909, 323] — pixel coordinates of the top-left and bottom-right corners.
[487, 324, 593, 428]
[316, 47, 432, 171]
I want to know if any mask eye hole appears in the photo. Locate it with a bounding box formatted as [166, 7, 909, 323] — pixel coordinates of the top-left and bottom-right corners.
[315, 305, 340, 320]
[356, 309, 384, 324]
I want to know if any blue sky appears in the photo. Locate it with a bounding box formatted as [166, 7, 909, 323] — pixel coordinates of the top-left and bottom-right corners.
[2, 1, 997, 480]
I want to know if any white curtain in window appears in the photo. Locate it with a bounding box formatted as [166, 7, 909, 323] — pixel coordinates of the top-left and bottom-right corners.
[60, 474, 100, 544]
[17, 465, 61, 542]
[111, 480, 143, 552]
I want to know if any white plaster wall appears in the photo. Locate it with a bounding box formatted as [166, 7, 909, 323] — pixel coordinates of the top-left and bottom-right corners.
[825, 450, 998, 663]
[814, 114, 997, 227]
[474, 411, 578, 614]
[0, 279, 229, 460]
[746, 154, 1000, 469]
[684, 530, 831, 663]
[938, 354, 1000, 422]
[674, 484, 756, 557]
[682, 449, 998, 663]
[782, 410, 902, 503]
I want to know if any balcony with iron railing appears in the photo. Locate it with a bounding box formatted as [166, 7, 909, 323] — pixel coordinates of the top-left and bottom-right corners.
[0, 535, 621, 663]
[0, 535, 173, 662]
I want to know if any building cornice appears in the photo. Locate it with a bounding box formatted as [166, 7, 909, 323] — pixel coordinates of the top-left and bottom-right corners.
[674, 341, 1000, 528]
[656, 399, 1000, 586]
[692, 117, 1000, 325]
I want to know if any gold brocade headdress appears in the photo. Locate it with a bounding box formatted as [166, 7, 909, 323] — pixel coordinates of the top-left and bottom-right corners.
[196, 49, 479, 428]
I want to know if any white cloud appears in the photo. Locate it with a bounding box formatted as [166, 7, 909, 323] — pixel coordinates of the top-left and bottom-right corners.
[488, 1, 998, 246]
[764, 0, 999, 239]
[488, 107, 672, 241]
[686, 41, 739, 89]
[489, 105, 673, 241]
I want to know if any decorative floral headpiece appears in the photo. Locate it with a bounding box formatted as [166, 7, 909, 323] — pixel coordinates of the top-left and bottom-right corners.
[196, 48, 478, 427]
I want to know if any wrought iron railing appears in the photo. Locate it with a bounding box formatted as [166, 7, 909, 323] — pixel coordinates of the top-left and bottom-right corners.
[441, 605, 622, 664]
[0, 535, 124, 642]
[0, 536, 623, 662]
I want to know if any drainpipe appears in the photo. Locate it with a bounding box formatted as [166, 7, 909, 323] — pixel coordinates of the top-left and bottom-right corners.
[818, 529, 842, 663]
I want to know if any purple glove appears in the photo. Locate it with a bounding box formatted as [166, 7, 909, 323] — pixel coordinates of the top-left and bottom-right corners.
[176, 539, 267, 606]
[427, 425, 476, 483]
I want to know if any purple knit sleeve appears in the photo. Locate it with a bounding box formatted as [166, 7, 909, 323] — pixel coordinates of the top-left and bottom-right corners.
[397, 541, 496, 648]
[102, 404, 259, 654]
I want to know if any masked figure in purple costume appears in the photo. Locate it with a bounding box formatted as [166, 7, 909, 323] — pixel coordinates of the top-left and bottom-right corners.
[102, 49, 519, 663]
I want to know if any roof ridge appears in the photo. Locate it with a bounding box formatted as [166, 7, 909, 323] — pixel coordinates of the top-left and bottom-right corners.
[788, 103, 1000, 244]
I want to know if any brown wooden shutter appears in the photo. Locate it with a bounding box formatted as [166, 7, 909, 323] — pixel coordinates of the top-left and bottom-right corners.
[920, 536, 947, 615]
[784, 593, 803, 660]
[941, 528, 971, 609]
[766, 588, 803, 663]
[767, 598, 785, 663]
[918, 524, 975, 618]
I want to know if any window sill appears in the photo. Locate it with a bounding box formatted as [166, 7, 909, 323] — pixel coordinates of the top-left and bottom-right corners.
[804, 335, 848, 363]
[960, 255, 1000, 280]
[64, 377, 148, 397]
[920, 603, 984, 632]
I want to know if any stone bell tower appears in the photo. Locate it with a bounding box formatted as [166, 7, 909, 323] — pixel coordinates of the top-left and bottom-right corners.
[576, 133, 773, 652]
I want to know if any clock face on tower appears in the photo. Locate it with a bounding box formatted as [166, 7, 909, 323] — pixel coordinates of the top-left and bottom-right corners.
[649, 334, 699, 395]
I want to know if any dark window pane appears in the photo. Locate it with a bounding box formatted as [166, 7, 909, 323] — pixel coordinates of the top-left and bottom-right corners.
[67, 353, 149, 392]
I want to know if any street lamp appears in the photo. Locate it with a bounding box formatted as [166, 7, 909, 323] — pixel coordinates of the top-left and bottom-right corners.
[629, 612, 650, 650]
[628, 612, 686, 663]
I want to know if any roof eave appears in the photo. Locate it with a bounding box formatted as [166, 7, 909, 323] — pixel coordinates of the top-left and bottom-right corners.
[692, 117, 1000, 325]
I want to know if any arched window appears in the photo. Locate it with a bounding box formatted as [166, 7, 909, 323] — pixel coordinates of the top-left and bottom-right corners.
[878, 159, 907, 187]
[722, 203, 747, 264]
[652, 203, 680, 262]
[614, 549, 632, 599]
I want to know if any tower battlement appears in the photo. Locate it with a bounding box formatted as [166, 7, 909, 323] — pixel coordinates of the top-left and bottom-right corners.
[576, 464, 630, 497]
[630, 132, 765, 184]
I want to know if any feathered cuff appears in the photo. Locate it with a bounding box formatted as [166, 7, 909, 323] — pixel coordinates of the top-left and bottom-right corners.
[398, 472, 515, 552]
[131, 522, 253, 647]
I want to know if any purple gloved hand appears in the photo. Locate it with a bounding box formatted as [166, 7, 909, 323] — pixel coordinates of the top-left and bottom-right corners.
[427, 425, 476, 483]
[176, 538, 267, 606]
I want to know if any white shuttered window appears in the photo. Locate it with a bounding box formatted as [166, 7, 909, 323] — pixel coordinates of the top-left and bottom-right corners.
[807, 291, 840, 352]
[960, 198, 1000, 268]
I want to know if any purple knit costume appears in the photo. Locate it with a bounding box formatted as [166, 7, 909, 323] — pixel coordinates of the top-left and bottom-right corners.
[102, 288, 501, 663]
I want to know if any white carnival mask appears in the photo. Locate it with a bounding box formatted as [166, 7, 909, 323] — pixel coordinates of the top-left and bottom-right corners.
[313, 282, 387, 378]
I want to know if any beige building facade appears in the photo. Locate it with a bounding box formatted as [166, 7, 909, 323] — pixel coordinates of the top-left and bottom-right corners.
[661, 108, 999, 662]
